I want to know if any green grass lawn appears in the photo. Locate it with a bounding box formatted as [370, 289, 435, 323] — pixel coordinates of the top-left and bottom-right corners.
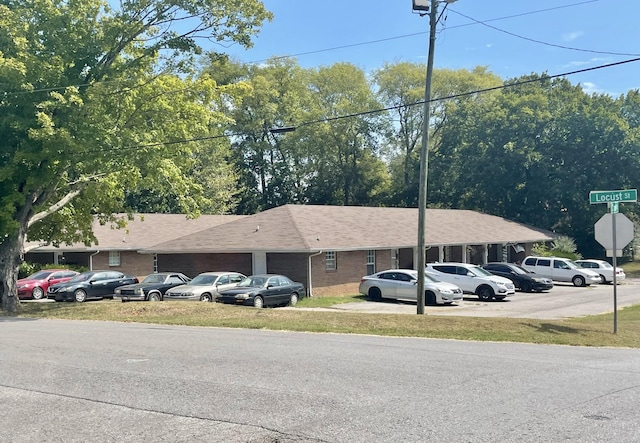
[6, 296, 640, 348]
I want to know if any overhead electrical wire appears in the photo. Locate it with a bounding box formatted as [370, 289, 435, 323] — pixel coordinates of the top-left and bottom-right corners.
[103, 55, 640, 154]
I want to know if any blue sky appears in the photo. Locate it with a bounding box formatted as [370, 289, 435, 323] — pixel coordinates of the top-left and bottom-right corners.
[221, 0, 640, 97]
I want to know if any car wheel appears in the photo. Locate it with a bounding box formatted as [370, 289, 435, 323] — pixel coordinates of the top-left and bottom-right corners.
[477, 286, 494, 301]
[599, 274, 607, 284]
[572, 275, 586, 287]
[200, 293, 212, 302]
[289, 293, 299, 306]
[148, 292, 162, 302]
[253, 296, 264, 308]
[31, 286, 45, 300]
[368, 287, 382, 301]
[74, 289, 87, 303]
[425, 291, 436, 306]
[520, 281, 532, 293]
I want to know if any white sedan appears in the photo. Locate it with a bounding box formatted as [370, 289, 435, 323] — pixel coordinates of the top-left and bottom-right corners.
[574, 259, 626, 284]
[359, 269, 463, 305]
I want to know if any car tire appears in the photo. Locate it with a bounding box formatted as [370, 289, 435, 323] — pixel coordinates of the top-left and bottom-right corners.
[425, 291, 436, 306]
[253, 296, 264, 308]
[520, 281, 532, 293]
[148, 292, 162, 302]
[200, 293, 212, 302]
[477, 286, 494, 301]
[31, 286, 45, 300]
[289, 293, 299, 306]
[599, 274, 607, 284]
[572, 275, 586, 287]
[368, 287, 382, 301]
[74, 289, 87, 303]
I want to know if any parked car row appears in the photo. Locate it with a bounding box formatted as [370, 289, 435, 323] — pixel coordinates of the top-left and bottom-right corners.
[22, 268, 305, 309]
[358, 257, 626, 305]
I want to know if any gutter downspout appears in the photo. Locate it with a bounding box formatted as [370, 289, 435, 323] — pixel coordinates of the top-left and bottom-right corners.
[307, 250, 323, 297]
[89, 250, 100, 271]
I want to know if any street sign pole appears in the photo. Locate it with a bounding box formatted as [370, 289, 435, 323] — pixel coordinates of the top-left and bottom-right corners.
[591, 190, 637, 334]
[611, 204, 618, 334]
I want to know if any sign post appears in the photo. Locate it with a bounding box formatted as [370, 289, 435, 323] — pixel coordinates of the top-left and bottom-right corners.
[590, 189, 637, 334]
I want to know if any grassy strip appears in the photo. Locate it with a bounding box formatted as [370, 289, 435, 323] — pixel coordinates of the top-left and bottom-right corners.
[5, 299, 640, 348]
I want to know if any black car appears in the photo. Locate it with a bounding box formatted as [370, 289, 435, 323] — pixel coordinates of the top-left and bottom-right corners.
[48, 270, 139, 302]
[482, 263, 553, 293]
[216, 274, 305, 308]
[113, 272, 191, 302]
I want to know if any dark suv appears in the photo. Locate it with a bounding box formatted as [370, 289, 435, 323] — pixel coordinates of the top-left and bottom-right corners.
[482, 263, 553, 293]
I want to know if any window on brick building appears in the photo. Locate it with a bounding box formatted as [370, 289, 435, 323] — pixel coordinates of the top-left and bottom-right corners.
[366, 250, 375, 275]
[108, 251, 121, 266]
[325, 251, 336, 271]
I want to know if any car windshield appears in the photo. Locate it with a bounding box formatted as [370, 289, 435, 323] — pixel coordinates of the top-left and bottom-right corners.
[142, 274, 167, 284]
[190, 275, 218, 285]
[512, 265, 529, 275]
[25, 270, 54, 280]
[237, 276, 267, 288]
[68, 273, 92, 282]
[424, 273, 439, 283]
[469, 266, 493, 277]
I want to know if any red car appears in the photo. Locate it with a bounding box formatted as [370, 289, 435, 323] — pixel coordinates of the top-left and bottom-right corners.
[17, 269, 79, 300]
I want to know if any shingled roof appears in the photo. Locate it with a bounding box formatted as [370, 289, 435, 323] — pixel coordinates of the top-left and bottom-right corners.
[143, 205, 555, 253]
[31, 213, 244, 251]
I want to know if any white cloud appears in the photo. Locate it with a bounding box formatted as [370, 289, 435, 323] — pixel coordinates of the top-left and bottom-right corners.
[562, 31, 584, 42]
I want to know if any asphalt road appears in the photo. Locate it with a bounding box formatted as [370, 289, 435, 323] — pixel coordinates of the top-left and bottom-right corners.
[331, 279, 640, 319]
[2, 318, 640, 442]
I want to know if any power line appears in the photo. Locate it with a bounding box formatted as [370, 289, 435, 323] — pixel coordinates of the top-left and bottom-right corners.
[98, 56, 640, 153]
[245, 1, 618, 65]
[2, 1, 609, 98]
[450, 8, 640, 57]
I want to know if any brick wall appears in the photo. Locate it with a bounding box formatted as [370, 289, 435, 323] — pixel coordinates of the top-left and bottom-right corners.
[91, 251, 154, 280]
[310, 249, 394, 297]
[266, 253, 308, 292]
[158, 253, 253, 278]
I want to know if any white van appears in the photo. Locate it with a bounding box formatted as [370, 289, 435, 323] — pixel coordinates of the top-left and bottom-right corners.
[521, 256, 600, 287]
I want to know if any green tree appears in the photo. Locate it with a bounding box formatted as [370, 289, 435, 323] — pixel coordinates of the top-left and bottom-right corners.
[374, 63, 502, 206]
[430, 74, 640, 256]
[303, 63, 390, 206]
[0, 0, 272, 312]
[206, 58, 314, 213]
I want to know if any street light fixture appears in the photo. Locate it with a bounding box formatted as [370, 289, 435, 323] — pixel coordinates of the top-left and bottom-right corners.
[413, 0, 456, 315]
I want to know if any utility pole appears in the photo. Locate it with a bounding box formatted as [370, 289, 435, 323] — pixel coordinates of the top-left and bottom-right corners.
[414, 0, 456, 314]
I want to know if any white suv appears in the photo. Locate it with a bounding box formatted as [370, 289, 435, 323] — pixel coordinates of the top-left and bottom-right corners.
[425, 263, 516, 301]
[521, 256, 600, 287]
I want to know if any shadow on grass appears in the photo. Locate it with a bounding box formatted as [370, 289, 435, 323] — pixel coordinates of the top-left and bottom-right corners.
[527, 322, 583, 334]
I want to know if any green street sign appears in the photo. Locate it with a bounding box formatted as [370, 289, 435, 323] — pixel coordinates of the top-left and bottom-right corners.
[589, 189, 637, 204]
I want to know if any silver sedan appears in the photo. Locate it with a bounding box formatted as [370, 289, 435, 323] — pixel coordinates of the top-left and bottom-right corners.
[164, 272, 246, 302]
[359, 269, 463, 305]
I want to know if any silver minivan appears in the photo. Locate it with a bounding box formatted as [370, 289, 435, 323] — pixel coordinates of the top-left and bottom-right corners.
[521, 256, 600, 287]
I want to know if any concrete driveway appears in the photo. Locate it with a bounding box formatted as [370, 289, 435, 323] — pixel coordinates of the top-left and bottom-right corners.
[328, 279, 640, 319]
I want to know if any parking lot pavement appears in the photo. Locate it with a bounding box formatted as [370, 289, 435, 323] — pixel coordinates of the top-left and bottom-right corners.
[328, 279, 640, 319]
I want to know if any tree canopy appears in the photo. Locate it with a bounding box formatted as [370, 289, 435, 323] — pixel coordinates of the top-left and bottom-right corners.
[0, 0, 272, 311]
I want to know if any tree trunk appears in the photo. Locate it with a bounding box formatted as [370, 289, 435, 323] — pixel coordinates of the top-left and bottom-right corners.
[0, 227, 26, 313]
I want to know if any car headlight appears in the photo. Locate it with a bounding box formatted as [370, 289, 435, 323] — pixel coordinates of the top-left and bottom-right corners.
[184, 292, 194, 297]
[492, 280, 506, 286]
[114, 288, 121, 295]
[236, 293, 250, 299]
[439, 288, 453, 295]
